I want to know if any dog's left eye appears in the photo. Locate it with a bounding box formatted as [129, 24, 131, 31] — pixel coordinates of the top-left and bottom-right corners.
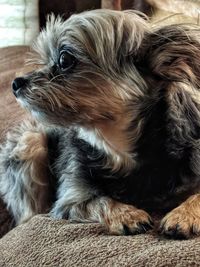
[58, 51, 76, 71]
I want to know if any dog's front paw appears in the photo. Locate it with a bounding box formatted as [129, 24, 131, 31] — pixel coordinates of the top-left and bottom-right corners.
[159, 206, 200, 239]
[104, 202, 153, 235]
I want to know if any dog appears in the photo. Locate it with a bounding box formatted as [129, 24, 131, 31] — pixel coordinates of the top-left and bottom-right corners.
[1, 9, 200, 239]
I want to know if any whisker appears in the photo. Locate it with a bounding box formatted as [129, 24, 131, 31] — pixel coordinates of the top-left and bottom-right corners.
[48, 74, 66, 83]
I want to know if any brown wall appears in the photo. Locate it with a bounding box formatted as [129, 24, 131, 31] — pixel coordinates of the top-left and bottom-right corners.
[39, 0, 152, 28]
[39, 0, 101, 27]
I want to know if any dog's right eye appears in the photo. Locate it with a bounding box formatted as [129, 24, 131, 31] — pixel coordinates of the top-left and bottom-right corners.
[58, 51, 76, 71]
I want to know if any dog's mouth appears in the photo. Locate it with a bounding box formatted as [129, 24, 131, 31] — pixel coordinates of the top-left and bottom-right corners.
[13, 88, 41, 117]
[14, 91, 78, 127]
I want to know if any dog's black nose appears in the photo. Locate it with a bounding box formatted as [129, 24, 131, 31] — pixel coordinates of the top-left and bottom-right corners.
[12, 77, 27, 96]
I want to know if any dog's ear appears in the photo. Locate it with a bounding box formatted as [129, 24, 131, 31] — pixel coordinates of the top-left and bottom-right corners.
[137, 25, 200, 145]
[138, 25, 200, 87]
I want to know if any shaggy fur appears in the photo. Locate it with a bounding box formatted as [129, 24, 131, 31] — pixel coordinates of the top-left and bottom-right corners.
[1, 9, 200, 239]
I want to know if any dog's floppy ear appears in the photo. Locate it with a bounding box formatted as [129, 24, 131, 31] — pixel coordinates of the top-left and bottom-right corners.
[137, 25, 200, 146]
[139, 25, 200, 86]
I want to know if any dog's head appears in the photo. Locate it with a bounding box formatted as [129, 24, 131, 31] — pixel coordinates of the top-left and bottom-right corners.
[12, 9, 200, 151]
[12, 10, 149, 127]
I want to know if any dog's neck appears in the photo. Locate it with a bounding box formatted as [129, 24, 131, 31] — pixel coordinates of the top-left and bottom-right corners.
[77, 114, 137, 172]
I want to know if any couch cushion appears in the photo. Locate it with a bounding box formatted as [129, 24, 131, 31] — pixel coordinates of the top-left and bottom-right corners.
[0, 45, 30, 237]
[0, 46, 29, 143]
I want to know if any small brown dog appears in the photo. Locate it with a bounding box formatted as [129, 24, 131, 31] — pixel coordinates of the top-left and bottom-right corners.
[1, 9, 200, 239]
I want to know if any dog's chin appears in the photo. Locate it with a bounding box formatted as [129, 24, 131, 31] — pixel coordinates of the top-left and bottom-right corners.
[16, 97, 46, 123]
[29, 107, 74, 128]
[16, 96, 87, 128]
[29, 108, 59, 126]
[30, 109, 46, 121]
[16, 97, 30, 110]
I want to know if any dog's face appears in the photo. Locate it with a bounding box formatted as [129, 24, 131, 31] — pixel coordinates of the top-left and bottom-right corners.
[12, 10, 148, 127]
[12, 9, 200, 135]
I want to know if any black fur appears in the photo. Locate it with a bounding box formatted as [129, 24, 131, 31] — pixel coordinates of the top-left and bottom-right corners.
[47, 80, 200, 214]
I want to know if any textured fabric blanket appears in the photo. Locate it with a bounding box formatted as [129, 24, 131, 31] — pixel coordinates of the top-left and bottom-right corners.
[1, 44, 200, 267]
[0, 215, 200, 266]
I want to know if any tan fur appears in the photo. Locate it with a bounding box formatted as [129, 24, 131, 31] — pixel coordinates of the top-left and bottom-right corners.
[78, 125, 135, 173]
[160, 194, 200, 238]
[95, 110, 138, 172]
[101, 198, 152, 235]
[4, 122, 51, 224]
[13, 131, 47, 161]
[68, 197, 152, 235]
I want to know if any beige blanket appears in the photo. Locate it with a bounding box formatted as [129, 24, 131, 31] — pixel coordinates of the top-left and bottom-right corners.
[1, 44, 200, 267]
[0, 215, 200, 266]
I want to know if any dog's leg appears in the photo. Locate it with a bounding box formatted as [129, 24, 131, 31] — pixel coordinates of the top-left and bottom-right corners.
[0, 121, 50, 224]
[159, 194, 200, 239]
[72, 197, 153, 235]
[51, 196, 153, 235]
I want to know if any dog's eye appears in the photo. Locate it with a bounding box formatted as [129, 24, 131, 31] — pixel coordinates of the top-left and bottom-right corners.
[58, 52, 76, 71]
